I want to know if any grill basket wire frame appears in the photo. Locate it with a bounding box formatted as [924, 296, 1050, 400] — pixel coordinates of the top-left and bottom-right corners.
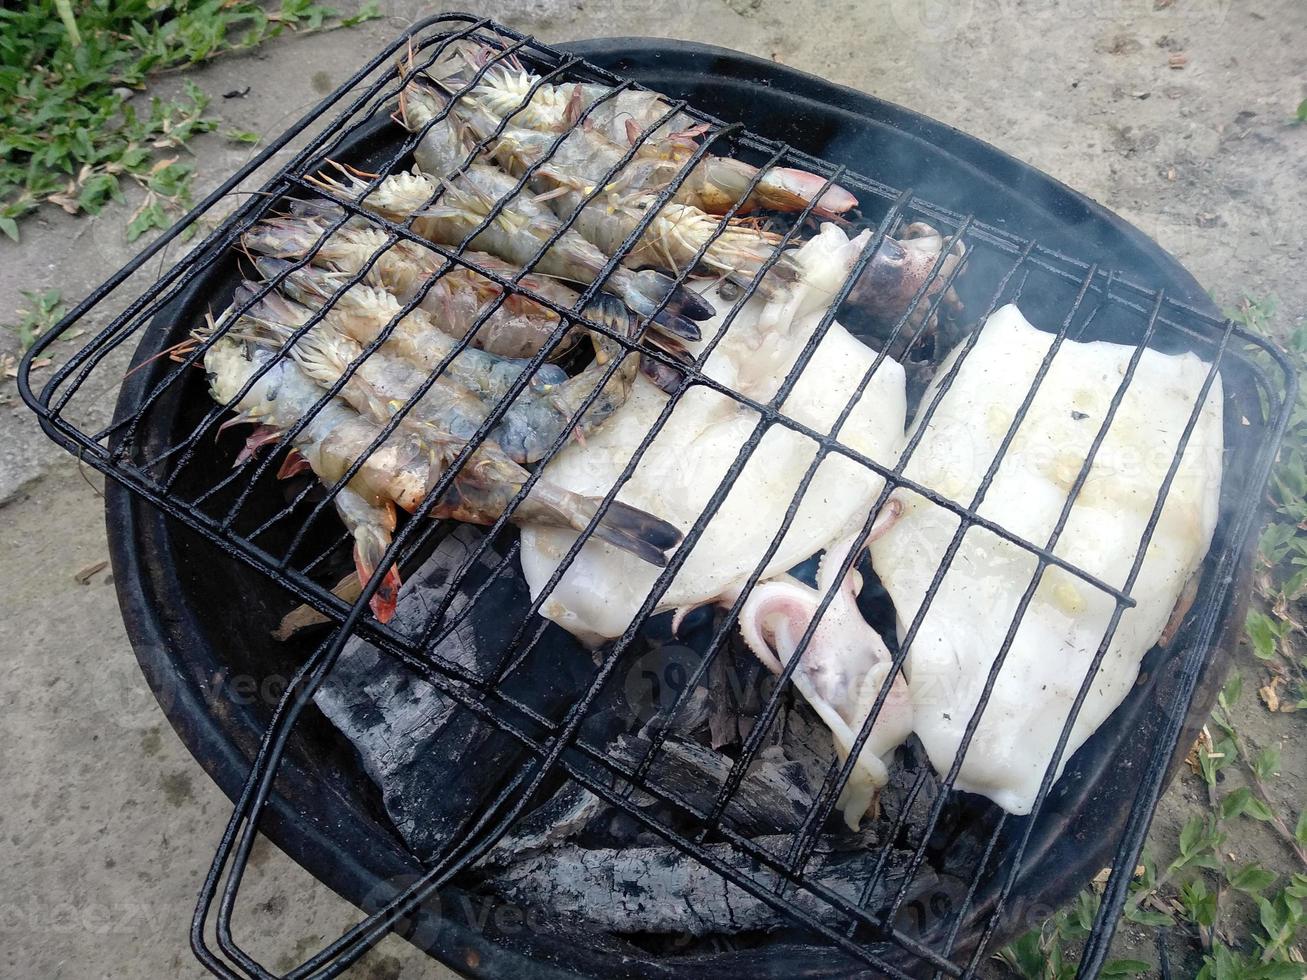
[16, 13, 1295, 980]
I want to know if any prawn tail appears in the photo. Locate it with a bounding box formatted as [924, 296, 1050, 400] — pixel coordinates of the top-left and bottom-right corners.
[579, 293, 639, 343]
[351, 523, 402, 623]
[616, 268, 714, 339]
[750, 166, 858, 219]
[529, 482, 681, 567]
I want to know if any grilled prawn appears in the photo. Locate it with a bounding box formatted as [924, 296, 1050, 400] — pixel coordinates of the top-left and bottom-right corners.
[243, 211, 588, 360]
[251, 256, 567, 408]
[305, 147, 713, 342]
[424, 41, 856, 218]
[242, 273, 643, 465]
[204, 322, 683, 588]
[402, 80, 800, 290]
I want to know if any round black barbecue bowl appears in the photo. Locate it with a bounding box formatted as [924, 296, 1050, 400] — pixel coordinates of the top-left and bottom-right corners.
[107, 40, 1258, 978]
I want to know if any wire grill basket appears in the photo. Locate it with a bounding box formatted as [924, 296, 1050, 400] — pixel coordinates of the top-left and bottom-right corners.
[19, 13, 1296, 979]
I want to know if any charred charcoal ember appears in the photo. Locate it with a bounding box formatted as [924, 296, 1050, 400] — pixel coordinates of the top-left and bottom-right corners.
[774, 702, 842, 790]
[610, 735, 816, 836]
[314, 526, 598, 861]
[876, 742, 942, 848]
[707, 632, 774, 750]
[478, 836, 937, 936]
[478, 779, 609, 868]
[644, 682, 712, 739]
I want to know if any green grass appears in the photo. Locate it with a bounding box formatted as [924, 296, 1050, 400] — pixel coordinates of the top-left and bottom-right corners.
[5, 288, 67, 353]
[1236, 296, 1307, 715]
[997, 298, 1307, 977]
[0, 0, 379, 242]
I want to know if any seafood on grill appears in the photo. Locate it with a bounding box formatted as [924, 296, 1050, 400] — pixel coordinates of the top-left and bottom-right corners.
[202, 310, 683, 620]
[867, 303, 1224, 814]
[519, 222, 907, 641]
[249, 257, 568, 410]
[305, 150, 714, 343]
[401, 78, 802, 289]
[246, 201, 692, 393]
[731, 503, 914, 828]
[242, 209, 590, 360]
[848, 221, 967, 335]
[241, 270, 645, 466]
[423, 40, 857, 218]
[411, 61, 960, 331]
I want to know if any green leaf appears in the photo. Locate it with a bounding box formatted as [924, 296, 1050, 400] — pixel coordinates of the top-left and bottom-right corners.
[1221, 671, 1243, 708]
[1226, 862, 1277, 894]
[1180, 814, 1204, 856]
[1260, 964, 1307, 980]
[340, 0, 380, 26]
[1220, 787, 1252, 820]
[996, 929, 1047, 980]
[1256, 894, 1284, 939]
[0, 0, 372, 239]
[1067, 890, 1099, 938]
[1298, 98, 1307, 123]
[1125, 904, 1173, 927]
[126, 199, 166, 241]
[1295, 809, 1307, 846]
[1253, 746, 1280, 782]
[224, 129, 261, 144]
[1181, 878, 1218, 927]
[1244, 609, 1282, 660]
[1101, 961, 1150, 977]
[1244, 796, 1276, 823]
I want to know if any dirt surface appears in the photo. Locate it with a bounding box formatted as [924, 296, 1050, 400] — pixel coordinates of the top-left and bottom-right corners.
[2, 1, 1304, 977]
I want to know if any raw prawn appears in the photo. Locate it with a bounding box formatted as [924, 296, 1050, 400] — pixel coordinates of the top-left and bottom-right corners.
[241, 277, 644, 465]
[251, 256, 569, 408]
[305, 146, 714, 342]
[243, 211, 587, 360]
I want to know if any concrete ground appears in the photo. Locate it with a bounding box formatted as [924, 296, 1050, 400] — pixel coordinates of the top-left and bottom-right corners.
[2, 1, 1303, 977]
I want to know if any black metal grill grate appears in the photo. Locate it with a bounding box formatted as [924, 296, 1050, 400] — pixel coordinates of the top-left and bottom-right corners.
[19, 14, 1296, 980]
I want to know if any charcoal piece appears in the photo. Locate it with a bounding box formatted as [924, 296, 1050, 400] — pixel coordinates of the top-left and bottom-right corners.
[707, 637, 772, 749]
[313, 526, 598, 862]
[878, 742, 942, 847]
[479, 779, 608, 868]
[611, 735, 815, 836]
[480, 836, 937, 936]
[776, 702, 840, 789]
[643, 683, 711, 739]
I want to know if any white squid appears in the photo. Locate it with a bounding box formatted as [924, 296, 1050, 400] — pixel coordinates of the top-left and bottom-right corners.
[519, 224, 908, 642]
[733, 501, 914, 828]
[518, 225, 913, 826]
[868, 304, 1224, 814]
